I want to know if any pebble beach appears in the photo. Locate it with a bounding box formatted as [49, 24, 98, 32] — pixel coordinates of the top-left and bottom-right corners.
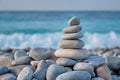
[0, 17, 120, 80]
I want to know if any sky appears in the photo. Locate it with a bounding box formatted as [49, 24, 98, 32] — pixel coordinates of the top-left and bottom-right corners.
[0, 0, 120, 11]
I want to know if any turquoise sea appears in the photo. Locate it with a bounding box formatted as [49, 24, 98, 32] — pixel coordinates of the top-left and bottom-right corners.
[0, 11, 120, 49]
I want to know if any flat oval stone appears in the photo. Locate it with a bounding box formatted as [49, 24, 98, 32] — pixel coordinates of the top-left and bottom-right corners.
[68, 16, 80, 26]
[56, 71, 91, 80]
[14, 50, 27, 60]
[17, 66, 33, 80]
[55, 48, 91, 60]
[63, 25, 82, 33]
[73, 62, 95, 77]
[46, 64, 67, 80]
[0, 73, 16, 80]
[83, 56, 105, 67]
[59, 39, 84, 49]
[12, 56, 31, 66]
[62, 32, 83, 40]
[29, 48, 52, 60]
[33, 60, 48, 80]
[0, 66, 9, 75]
[56, 58, 78, 66]
[96, 64, 112, 80]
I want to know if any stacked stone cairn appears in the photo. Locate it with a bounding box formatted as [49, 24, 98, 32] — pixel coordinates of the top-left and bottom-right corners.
[54, 16, 112, 80]
[0, 16, 120, 80]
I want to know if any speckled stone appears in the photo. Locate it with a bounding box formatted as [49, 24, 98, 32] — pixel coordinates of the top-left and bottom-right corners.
[96, 64, 112, 80]
[17, 66, 33, 80]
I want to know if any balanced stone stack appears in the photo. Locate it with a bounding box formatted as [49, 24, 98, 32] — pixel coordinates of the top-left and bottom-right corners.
[55, 16, 91, 66]
[53, 17, 112, 80]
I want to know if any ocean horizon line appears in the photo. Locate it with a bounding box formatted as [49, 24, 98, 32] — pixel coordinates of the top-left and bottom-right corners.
[0, 10, 120, 12]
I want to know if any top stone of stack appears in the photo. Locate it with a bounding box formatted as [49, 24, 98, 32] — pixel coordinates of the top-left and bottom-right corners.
[68, 16, 80, 26]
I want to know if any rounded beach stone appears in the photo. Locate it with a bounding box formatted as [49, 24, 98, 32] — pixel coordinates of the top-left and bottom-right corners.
[9, 65, 35, 76]
[63, 25, 82, 33]
[55, 48, 90, 60]
[46, 64, 67, 80]
[96, 64, 112, 80]
[62, 32, 83, 40]
[0, 73, 16, 80]
[29, 48, 52, 60]
[73, 62, 95, 77]
[33, 60, 48, 80]
[17, 66, 33, 80]
[0, 66, 9, 75]
[14, 50, 27, 60]
[0, 56, 13, 66]
[56, 71, 91, 80]
[103, 56, 120, 70]
[31, 61, 39, 67]
[46, 59, 56, 66]
[68, 16, 80, 26]
[12, 56, 31, 66]
[56, 58, 78, 66]
[92, 77, 104, 80]
[59, 39, 84, 49]
[83, 55, 105, 67]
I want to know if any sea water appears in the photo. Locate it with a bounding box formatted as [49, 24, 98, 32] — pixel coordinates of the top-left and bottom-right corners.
[0, 11, 120, 49]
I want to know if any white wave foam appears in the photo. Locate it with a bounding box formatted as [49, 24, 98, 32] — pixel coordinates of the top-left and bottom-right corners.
[0, 32, 120, 49]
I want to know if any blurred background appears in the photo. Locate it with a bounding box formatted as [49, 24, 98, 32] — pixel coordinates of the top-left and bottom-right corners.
[0, 0, 120, 49]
